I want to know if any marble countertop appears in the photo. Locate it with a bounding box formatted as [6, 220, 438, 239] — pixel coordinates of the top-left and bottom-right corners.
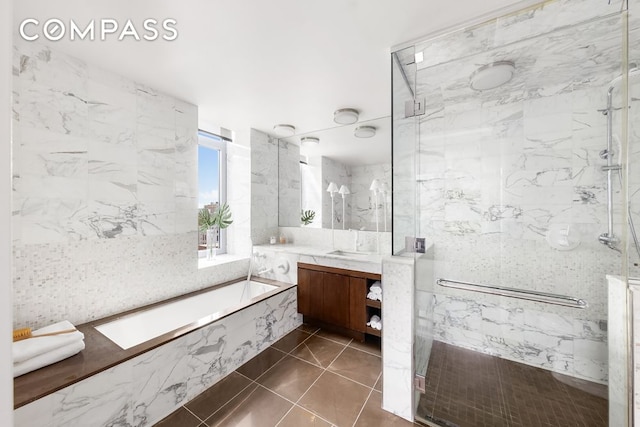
[255, 244, 382, 262]
[254, 244, 384, 274]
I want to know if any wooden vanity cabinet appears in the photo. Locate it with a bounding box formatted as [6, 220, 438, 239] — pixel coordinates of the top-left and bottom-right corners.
[297, 262, 380, 340]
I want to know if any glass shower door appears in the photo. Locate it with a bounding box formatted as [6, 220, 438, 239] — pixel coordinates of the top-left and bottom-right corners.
[395, 1, 631, 425]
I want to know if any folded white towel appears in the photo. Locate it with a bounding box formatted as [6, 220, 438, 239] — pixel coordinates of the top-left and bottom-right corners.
[13, 320, 84, 364]
[14, 339, 85, 378]
[373, 319, 382, 330]
[370, 281, 382, 291]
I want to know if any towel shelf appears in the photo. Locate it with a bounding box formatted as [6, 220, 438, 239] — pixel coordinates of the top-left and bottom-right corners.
[436, 278, 588, 309]
[366, 299, 381, 309]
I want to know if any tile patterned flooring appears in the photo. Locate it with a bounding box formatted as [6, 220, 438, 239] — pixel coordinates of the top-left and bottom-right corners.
[155, 325, 416, 427]
[416, 341, 608, 427]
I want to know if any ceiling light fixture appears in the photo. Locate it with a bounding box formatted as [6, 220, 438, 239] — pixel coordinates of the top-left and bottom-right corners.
[354, 125, 376, 138]
[273, 124, 296, 137]
[470, 61, 515, 91]
[300, 136, 320, 145]
[414, 51, 424, 63]
[333, 108, 359, 125]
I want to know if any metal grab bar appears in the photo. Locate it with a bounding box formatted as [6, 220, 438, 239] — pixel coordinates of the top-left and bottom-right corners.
[436, 278, 588, 309]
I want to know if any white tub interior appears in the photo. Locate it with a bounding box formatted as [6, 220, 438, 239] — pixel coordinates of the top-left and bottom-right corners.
[95, 280, 277, 349]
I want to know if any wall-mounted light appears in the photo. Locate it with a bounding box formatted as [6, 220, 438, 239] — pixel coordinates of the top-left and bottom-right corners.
[273, 124, 296, 137]
[333, 108, 359, 125]
[354, 126, 376, 138]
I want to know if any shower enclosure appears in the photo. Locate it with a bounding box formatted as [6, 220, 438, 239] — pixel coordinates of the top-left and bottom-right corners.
[391, 0, 639, 425]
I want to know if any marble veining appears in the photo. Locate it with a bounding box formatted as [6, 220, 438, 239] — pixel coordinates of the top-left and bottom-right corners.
[250, 129, 279, 245]
[14, 287, 300, 427]
[398, 4, 628, 381]
[12, 41, 200, 328]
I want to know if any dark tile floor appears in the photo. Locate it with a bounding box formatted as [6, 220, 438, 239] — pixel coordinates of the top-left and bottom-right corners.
[155, 325, 416, 427]
[416, 341, 608, 427]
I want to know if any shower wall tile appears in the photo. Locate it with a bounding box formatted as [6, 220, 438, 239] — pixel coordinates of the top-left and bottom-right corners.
[411, 4, 627, 384]
[14, 288, 299, 427]
[432, 293, 608, 383]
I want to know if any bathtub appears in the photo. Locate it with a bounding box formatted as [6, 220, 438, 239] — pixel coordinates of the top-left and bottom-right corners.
[15, 278, 300, 427]
[95, 280, 279, 349]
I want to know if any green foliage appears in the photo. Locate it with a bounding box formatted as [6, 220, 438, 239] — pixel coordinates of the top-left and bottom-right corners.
[198, 208, 215, 232]
[199, 203, 234, 232]
[213, 203, 233, 229]
[300, 209, 315, 225]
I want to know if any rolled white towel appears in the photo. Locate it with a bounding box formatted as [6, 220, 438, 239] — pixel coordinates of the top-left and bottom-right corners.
[370, 281, 382, 290]
[373, 319, 383, 330]
[14, 339, 85, 377]
[13, 320, 84, 364]
[367, 315, 381, 327]
[366, 291, 381, 301]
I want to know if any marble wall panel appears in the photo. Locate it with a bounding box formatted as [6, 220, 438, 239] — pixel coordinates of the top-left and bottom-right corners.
[12, 42, 205, 328]
[410, 8, 626, 381]
[250, 129, 279, 245]
[278, 140, 301, 227]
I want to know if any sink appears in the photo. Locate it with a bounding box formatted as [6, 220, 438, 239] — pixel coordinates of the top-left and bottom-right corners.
[327, 250, 375, 259]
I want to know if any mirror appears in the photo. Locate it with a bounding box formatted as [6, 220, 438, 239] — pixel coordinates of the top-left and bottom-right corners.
[278, 117, 391, 231]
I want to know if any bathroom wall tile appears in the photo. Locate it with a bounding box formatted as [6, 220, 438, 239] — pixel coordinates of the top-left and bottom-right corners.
[278, 140, 301, 227]
[350, 163, 391, 232]
[227, 142, 252, 256]
[321, 156, 351, 229]
[381, 257, 414, 422]
[13, 41, 201, 327]
[250, 129, 279, 245]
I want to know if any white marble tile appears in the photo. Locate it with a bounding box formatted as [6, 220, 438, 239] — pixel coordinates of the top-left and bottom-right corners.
[250, 129, 279, 245]
[14, 393, 54, 427]
[382, 257, 414, 422]
[51, 362, 133, 427]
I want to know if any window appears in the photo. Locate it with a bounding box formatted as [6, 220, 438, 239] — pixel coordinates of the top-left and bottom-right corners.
[198, 130, 227, 255]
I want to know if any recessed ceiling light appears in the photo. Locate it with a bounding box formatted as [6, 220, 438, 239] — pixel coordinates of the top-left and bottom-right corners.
[415, 51, 424, 63]
[300, 136, 320, 145]
[273, 124, 296, 137]
[354, 125, 376, 138]
[333, 108, 359, 125]
[470, 61, 515, 91]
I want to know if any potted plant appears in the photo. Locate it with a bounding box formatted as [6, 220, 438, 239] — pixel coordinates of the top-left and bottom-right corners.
[199, 203, 233, 259]
[301, 209, 315, 226]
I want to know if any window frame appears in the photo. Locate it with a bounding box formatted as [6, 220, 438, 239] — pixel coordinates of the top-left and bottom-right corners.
[198, 130, 228, 256]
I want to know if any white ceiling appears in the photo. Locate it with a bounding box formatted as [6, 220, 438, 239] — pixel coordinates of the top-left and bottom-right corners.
[13, 0, 526, 163]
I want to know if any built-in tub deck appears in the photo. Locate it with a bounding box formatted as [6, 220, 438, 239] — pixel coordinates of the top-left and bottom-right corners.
[13, 277, 294, 409]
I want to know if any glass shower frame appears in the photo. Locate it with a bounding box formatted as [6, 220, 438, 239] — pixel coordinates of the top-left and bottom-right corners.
[391, 1, 635, 425]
